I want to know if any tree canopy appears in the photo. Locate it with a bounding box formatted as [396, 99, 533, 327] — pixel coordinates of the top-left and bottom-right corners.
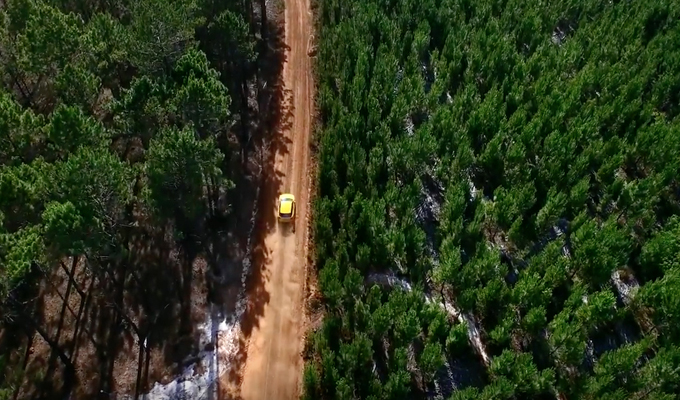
[306, 0, 680, 399]
[0, 0, 261, 397]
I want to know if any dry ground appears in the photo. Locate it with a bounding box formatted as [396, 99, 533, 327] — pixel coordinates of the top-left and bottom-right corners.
[0, 0, 314, 398]
[5, 184, 258, 399]
[1, 40, 262, 400]
[218, 0, 316, 398]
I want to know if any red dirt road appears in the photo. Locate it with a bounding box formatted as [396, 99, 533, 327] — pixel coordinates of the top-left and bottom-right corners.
[236, 0, 314, 398]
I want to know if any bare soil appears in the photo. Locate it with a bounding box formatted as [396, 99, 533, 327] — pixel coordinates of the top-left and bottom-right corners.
[12, 226, 215, 399]
[7, 169, 261, 399]
[0, 0, 313, 398]
[4, 68, 262, 400]
[218, 0, 316, 397]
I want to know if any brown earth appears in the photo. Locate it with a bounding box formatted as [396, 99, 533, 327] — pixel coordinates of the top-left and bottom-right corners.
[0, 0, 314, 397]
[4, 149, 261, 399]
[220, 0, 315, 397]
[8, 226, 217, 399]
[3, 53, 262, 400]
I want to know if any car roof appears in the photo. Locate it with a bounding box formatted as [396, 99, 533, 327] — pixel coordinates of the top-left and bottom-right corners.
[279, 198, 293, 214]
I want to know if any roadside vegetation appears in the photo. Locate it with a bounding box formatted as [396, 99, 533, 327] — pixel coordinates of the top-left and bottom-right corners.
[0, 0, 269, 398]
[305, 0, 680, 399]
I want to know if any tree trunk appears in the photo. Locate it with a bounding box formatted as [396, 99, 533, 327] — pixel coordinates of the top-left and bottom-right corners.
[104, 266, 141, 337]
[11, 296, 76, 396]
[10, 335, 33, 400]
[260, 0, 267, 41]
[83, 255, 141, 338]
[134, 334, 146, 400]
[59, 258, 87, 299]
[68, 274, 98, 358]
[56, 257, 79, 337]
[44, 256, 80, 379]
[246, 0, 254, 28]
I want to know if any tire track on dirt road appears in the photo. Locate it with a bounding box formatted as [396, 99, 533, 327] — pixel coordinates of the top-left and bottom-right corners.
[234, 0, 314, 397]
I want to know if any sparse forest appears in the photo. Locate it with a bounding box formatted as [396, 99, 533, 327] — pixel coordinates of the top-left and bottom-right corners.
[0, 0, 278, 397]
[305, 0, 680, 399]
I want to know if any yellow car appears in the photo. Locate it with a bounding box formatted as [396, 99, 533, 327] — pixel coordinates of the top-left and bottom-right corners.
[278, 193, 296, 228]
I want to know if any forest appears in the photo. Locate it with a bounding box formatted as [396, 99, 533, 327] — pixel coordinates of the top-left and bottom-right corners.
[305, 0, 680, 399]
[0, 0, 274, 398]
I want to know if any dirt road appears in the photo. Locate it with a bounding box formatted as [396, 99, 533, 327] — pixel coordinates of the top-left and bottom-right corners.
[235, 0, 314, 398]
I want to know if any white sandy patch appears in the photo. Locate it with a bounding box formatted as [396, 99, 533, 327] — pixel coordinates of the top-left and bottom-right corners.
[140, 169, 262, 399]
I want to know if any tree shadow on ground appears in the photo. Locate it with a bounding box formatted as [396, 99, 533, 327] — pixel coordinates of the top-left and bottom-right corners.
[10, 256, 136, 400]
[212, 11, 293, 398]
[11, 201, 236, 400]
[0, 4, 291, 400]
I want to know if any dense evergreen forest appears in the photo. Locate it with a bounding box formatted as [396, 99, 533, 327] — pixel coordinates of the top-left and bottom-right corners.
[0, 0, 274, 397]
[305, 0, 680, 399]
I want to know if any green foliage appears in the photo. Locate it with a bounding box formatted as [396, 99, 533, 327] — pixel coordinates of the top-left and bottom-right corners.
[168, 49, 232, 137]
[207, 10, 256, 65]
[127, 0, 204, 75]
[0, 225, 44, 294]
[311, 0, 680, 398]
[0, 91, 45, 165]
[145, 126, 228, 224]
[0, 0, 255, 394]
[302, 363, 321, 400]
[46, 104, 107, 156]
[488, 350, 555, 396]
[419, 341, 444, 382]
